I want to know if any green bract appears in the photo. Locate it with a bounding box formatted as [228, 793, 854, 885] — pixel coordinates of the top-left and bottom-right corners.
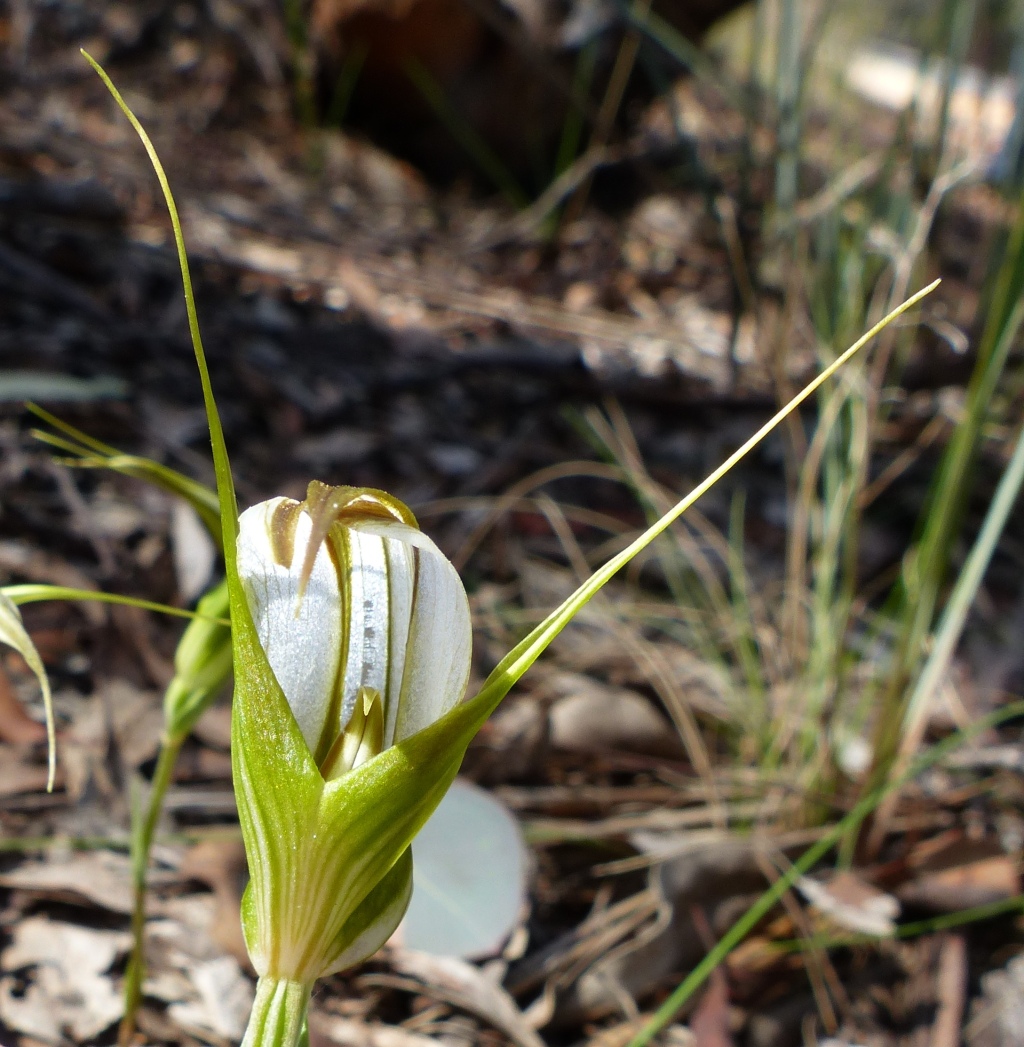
[163, 577, 232, 742]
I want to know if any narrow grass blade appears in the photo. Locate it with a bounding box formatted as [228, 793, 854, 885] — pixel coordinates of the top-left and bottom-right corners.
[901, 418, 1024, 753]
[625, 698, 1024, 1047]
[622, 6, 747, 113]
[773, 894, 1024, 955]
[26, 403, 123, 457]
[28, 403, 221, 543]
[467, 281, 939, 716]
[404, 58, 527, 207]
[81, 52, 239, 565]
[2, 584, 226, 622]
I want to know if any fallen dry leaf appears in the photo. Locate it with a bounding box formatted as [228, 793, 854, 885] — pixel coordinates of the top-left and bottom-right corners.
[0, 742, 52, 797]
[897, 856, 1021, 912]
[167, 955, 255, 1042]
[690, 968, 734, 1047]
[145, 893, 255, 1039]
[311, 1015, 445, 1047]
[192, 702, 232, 751]
[0, 662, 46, 743]
[170, 499, 217, 603]
[967, 952, 1024, 1047]
[61, 690, 115, 802]
[179, 837, 251, 967]
[546, 671, 681, 757]
[105, 677, 164, 770]
[388, 950, 545, 1047]
[0, 849, 143, 914]
[0, 915, 131, 1043]
[797, 871, 900, 937]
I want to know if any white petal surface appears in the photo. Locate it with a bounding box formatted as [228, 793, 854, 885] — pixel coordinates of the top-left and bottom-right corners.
[237, 499, 343, 754]
[381, 536, 414, 747]
[352, 521, 472, 743]
[339, 529, 390, 732]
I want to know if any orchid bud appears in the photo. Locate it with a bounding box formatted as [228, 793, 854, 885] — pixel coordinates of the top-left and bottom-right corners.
[230, 482, 473, 1044]
[162, 577, 232, 744]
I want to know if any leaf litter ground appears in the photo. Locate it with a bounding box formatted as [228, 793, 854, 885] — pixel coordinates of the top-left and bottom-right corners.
[0, 3, 1023, 1046]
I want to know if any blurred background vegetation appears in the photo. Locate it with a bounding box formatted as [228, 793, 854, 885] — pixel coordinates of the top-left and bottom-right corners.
[2, 0, 1024, 1044]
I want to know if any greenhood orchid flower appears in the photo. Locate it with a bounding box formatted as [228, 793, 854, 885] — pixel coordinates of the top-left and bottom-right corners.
[236, 482, 472, 783]
[231, 482, 475, 1046]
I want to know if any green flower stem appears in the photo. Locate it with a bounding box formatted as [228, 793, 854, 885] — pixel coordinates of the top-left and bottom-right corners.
[120, 732, 185, 1044]
[242, 977, 312, 1047]
[120, 580, 232, 1041]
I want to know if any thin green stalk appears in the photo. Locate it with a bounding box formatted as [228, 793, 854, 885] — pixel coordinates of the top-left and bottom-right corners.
[554, 41, 598, 179]
[120, 735, 184, 1044]
[326, 41, 368, 128]
[896, 894, 1024, 938]
[626, 699, 1024, 1047]
[736, 0, 768, 234]
[563, 0, 650, 224]
[2, 584, 219, 621]
[774, 0, 801, 219]
[931, 0, 977, 176]
[81, 51, 240, 569]
[242, 977, 311, 1047]
[803, 385, 871, 773]
[403, 58, 527, 207]
[999, 21, 1024, 190]
[471, 283, 940, 716]
[870, 262, 1024, 786]
[624, 5, 747, 112]
[283, 0, 318, 128]
[124, 579, 231, 1033]
[726, 492, 767, 710]
[773, 893, 1024, 955]
[896, 418, 1024, 763]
